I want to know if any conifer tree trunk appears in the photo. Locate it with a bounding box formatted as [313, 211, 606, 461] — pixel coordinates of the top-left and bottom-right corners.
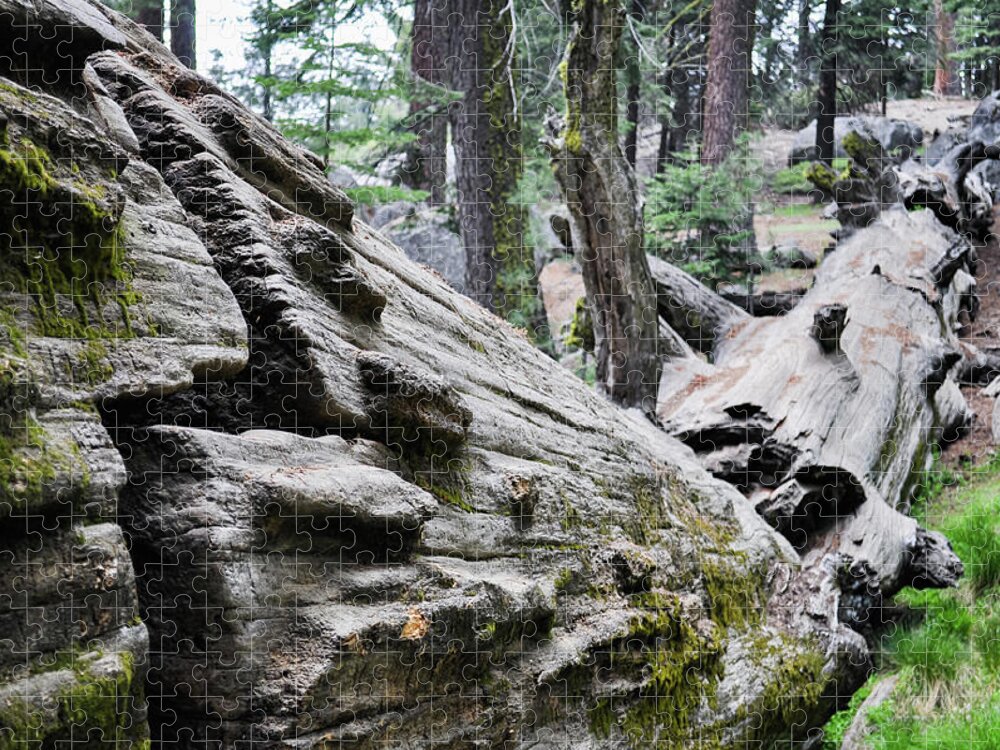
[547, 0, 660, 415]
[657, 76, 697, 171]
[409, 0, 447, 204]
[933, 0, 958, 96]
[132, 0, 164, 42]
[623, 0, 643, 167]
[445, 0, 538, 326]
[702, 0, 757, 165]
[170, 0, 196, 69]
[702, 0, 758, 265]
[262, 45, 273, 121]
[797, 0, 812, 85]
[816, 0, 840, 163]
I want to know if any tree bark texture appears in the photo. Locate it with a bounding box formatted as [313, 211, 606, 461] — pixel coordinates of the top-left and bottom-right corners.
[702, 0, 757, 165]
[408, 0, 447, 204]
[444, 0, 533, 321]
[816, 0, 840, 163]
[548, 0, 660, 415]
[647, 253, 749, 355]
[133, 0, 164, 42]
[623, 0, 643, 167]
[170, 0, 196, 69]
[658, 206, 970, 601]
[934, 0, 958, 96]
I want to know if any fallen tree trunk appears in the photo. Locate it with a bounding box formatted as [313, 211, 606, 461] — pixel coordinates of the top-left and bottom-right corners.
[719, 287, 807, 317]
[647, 253, 749, 355]
[658, 207, 970, 616]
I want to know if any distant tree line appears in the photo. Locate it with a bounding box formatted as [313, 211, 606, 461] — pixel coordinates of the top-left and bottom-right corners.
[114, 0, 1000, 414]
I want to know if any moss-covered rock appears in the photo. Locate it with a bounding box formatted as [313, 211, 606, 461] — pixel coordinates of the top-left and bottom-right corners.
[0, 642, 148, 749]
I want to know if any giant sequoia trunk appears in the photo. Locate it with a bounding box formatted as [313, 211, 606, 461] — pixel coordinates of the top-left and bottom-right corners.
[444, 0, 536, 321]
[547, 0, 661, 414]
[406, 0, 447, 204]
[702, 0, 757, 165]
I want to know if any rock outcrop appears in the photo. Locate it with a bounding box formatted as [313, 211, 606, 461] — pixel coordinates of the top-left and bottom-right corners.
[789, 116, 923, 165]
[0, 2, 972, 749]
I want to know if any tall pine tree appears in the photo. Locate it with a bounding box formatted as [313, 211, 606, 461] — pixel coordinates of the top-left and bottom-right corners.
[170, 0, 196, 68]
[444, 0, 540, 327]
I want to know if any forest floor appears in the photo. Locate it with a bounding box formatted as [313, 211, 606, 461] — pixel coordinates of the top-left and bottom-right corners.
[539, 258, 585, 337]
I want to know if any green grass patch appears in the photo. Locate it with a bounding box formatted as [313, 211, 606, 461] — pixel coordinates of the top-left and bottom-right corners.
[941, 493, 1000, 594]
[864, 687, 1000, 749]
[825, 453, 1000, 748]
[887, 588, 974, 685]
[770, 202, 825, 218]
[822, 675, 878, 749]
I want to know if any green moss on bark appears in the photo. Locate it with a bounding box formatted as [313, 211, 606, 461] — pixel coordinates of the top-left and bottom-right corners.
[477, 2, 540, 332]
[565, 296, 595, 352]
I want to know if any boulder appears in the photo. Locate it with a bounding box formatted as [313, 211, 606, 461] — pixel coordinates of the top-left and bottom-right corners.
[380, 208, 466, 294]
[789, 116, 923, 165]
[768, 243, 818, 269]
[369, 199, 419, 229]
[968, 91, 1000, 147]
[925, 126, 967, 164]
